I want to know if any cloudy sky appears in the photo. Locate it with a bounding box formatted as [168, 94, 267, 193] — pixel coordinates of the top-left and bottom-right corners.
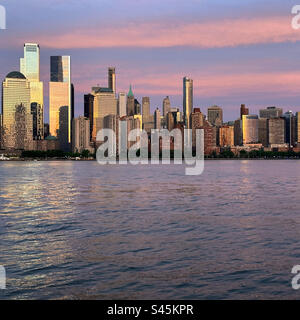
[1, 0, 300, 121]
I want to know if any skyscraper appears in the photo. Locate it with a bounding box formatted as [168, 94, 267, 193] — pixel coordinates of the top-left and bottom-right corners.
[240, 104, 249, 120]
[84, 94, 94, 141]
[72, 116, 93, 153]
[283, 111, 296, 146]
[127, 85, 135, 116]
[268, 118, 285, 145]
[207, 106, 223, 126]
[92, 87, 117, 140]
[142, 97, 150, 120]
[242, 115, 259, 144]
[163, 96, 171, 117]
[20, 43, 44, 140]
[142, 97, 154, 134]
[108, 67, 116, 94]
[49, 56, 72, 151]
[118, 92, 126, 117]
[2, 71, 32, 150]
[154, 108, 161, 129]
[20, 43, 40, 81]
[183, 77, 193, 129]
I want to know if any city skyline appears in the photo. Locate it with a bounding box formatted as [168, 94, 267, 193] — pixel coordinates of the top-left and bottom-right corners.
[1, 1, 300, 121]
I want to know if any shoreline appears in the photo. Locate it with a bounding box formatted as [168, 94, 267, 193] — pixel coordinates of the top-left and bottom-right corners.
[1, 157, 300, 162]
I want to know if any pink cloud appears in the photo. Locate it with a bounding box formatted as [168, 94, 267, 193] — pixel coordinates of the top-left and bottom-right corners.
[70, 68, 300, 99]
[25, 16, 300, 49]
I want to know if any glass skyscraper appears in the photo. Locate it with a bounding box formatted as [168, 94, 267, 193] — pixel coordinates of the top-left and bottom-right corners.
[49, 56, 72, 151]
[20, 43, 44, 140]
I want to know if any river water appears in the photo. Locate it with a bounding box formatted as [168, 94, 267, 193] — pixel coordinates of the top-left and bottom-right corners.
[0, 160, 300, 299]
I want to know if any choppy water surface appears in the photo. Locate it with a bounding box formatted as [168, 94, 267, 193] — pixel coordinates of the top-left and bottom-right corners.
[1, 160, 300, 299]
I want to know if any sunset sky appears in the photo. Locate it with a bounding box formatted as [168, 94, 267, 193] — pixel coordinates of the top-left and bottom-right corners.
[1, 0, 300, 121]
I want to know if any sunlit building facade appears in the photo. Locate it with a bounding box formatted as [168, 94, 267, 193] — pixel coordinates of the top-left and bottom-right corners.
[242, 115, 259, 144]
[2, 71, 32, 150]
[49, 56, 72, 150]
[183, 77, 193, 129]
[92, 87, 117, 140]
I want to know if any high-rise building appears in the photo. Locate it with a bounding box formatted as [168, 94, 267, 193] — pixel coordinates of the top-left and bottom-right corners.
[242, 115, 259, 144]
[142, 97, 154, 134]
[268, 117, 285, 145]
[219, 125, 234, 147]
[2, 72, 32, 150]
[84, 94, 94, 140]
[127, 85, 135, 116]
[234, 120, 242, 146]
[259, 106, 283, 119]
[20, 43, 40, 82]
[118, 92, 126, 117]
[240, 104, 249, 120]
[92, 87, 117, 140]
[191, 108, 205, 148]
[49, 56, 72, 150]
[183, 77, 193, 129]
[258, 118, 268, 147]
[72, 116, 93, 153]
[163, 96, 171, 117]
[207, 106, 223, 126]
[154, 108, 161, 129]
[108, 67, 116, 94]
[142, 97, 150, 120]
[134, 99, 141, 115]
[20, 43, 44, 140]
[283, 111, 296, 146]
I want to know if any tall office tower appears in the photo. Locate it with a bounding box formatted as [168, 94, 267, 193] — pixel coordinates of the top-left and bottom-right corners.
[191, 108, 205, 147]
[2, 72, 32, 150]
[268, 118, 285, 145]
[92, 87, 117, 140]
[108, 67, 116, 94]
[142, 97, 150, 120]
[163, 96, 171, 117]
[154, 108, 161, 129]
[219, 125, 234, 147]
[259, 106, 283, 119]
[118, 92, 127, 117]
[127, 85, 135, 116]
[234, 119, 242, 146]
[242, 115, 259, 145]
[20, 43, 44, 140]
[134, 99, 141, 115]
[84, 94, 94, 140]
[142, 97, 154, 134]
[240, 104, 249, 120]
[183, 77, 193, 129]
[49, 56, 72, 151]
[283, 111, 296, 146]
[258, 118, 268, 147]
[207, 105, 223, 126]
[72, 116, 93, 153]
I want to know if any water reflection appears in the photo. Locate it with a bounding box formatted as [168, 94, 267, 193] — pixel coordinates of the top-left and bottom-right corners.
[1, 160, 300, 299]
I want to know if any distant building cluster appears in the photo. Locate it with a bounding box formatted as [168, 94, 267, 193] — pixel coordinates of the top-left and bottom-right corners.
[1, 43, 300, 157]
